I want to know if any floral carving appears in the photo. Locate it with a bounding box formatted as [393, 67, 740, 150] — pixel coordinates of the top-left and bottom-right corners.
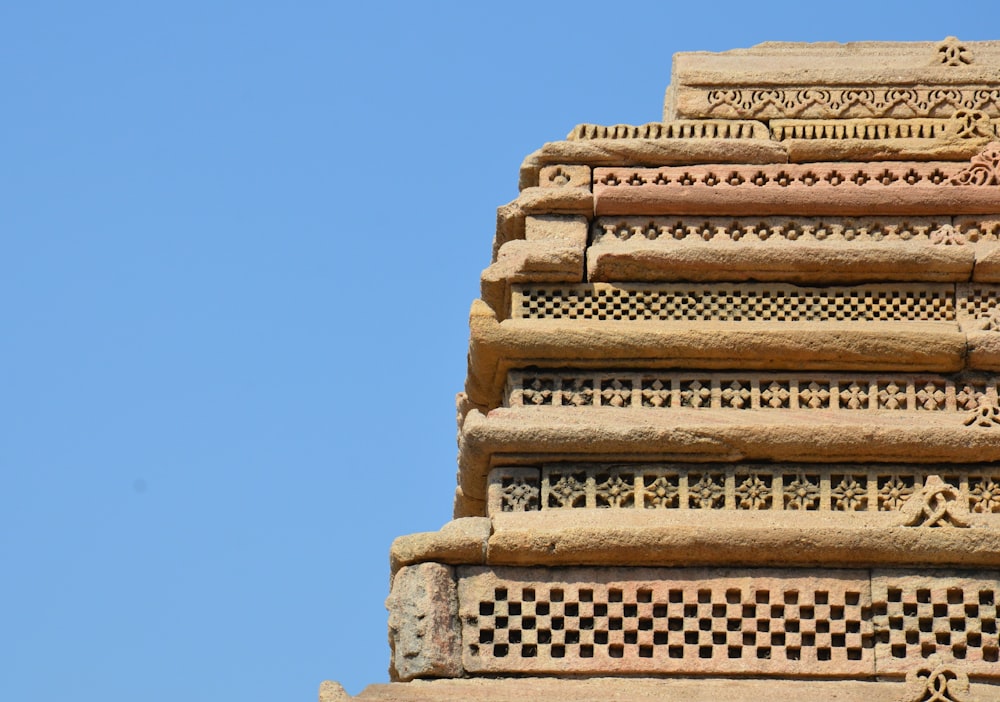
[548, 474, 586, 508]
[878, 381, 907, 410]
[799, 381, 830, 409]
[641, 379, 670, 407]
[722, 381, 750, 409]
[950, 142, 1000, 186]
[878, 475, 915, 511]
[955, 384, 984, 411]
[522, 377, 554, 405]
[680, 380, 712, 408]
[831, 476, 868, 511]
[562, 379, 594, 407]
[839, 381, 870, 409]
[707, 86, 1000, 118]
[735, 474, 772, 510]
[689, 474, 725, 509]
[595, 473, 634, 508]
[600, 379, 631, 407]
[644, 475, 679, 508]
[501, 477, 540, 512]
[916, 382, 946, 410]
[784, 474, 820, 510]
[970, 477, 1000, 513]
[937, 36, 972, 67]
[761, 381, 790, 408]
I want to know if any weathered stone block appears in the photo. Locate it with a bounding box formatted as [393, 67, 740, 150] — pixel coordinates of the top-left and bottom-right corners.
[386, 563, 462, 681]
[537, 165, 590, 190]
[667, 40, 1000, 120]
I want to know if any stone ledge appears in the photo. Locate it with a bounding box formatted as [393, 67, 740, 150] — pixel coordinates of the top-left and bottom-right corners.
[349, 676, 1000, 702]
[466, 301, 965, 408]
[457, 408, 1000, 503]
[588, 239, 976, 284]
[518, 138, 787, 190]
[592, 158, 1000, 217]
[486, 515, 1000, 569]
[390, 519, 491, 577]
[667, 40, 1000, 120]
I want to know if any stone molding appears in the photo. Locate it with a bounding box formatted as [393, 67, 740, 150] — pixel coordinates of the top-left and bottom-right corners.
[667, 40, 1000, 120]
[487, 464, 1000, 517]
[341, 677, 1000, 702]
[456, 407, 1000, 505]
[593, 148, 1000, 217]
[383, 564, 1000, 680]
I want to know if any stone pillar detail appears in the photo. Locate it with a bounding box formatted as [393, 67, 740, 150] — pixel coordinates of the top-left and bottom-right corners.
[386, 563, 462, 681]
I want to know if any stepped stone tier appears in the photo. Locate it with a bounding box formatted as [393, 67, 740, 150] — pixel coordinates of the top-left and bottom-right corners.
[322, 39, 1000, 702]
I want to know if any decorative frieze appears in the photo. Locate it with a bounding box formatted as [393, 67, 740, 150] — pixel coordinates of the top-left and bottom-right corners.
[458, 566, 1000, 677]
[511, 283, 957, 323]
[703, 88, 1000, 120]
[567, 120, 766, 141]
[592, 147, 1000, 216]
[591, 217, 1000, 245]
[487, 465, 1000, 516]
[506, 371, 996, 411]
[769, 117, 1000, 142]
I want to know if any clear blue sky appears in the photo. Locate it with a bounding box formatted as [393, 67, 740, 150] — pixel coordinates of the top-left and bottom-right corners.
[2, 2, 997, 700]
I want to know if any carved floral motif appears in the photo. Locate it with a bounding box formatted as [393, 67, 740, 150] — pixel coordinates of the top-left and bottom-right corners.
[950, 142, 1000, 185]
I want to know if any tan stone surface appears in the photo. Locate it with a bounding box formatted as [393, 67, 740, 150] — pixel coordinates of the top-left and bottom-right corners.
[590, 239, 975, 284]
[458, 566, 874, 676]
[488, 463, 1000, 516]
[319, 680, 352, 702]
[667, 40, 1000, 120]
[479, 240, 584, 316]
[537, 165, 590, 189]
[486, 515, 1000, 569]
[466, 302, 965, 408]
[457, 408, 1000, 503]
[518, 137, 787, 190]
[871, 570, 1000, 676]
[506, 371, 996, 413]
[386, 564, 462, 681]
[354, 677, 1000, 702]
[390, 518, 490, 576]
[593, 159, 1000, 217]
[568, 120, 769, 141]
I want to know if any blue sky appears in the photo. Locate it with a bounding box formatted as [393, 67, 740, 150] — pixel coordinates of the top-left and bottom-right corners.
[3, 2, 999, 700]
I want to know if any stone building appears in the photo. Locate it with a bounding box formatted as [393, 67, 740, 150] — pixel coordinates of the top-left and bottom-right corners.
[324, 39, 1000, 701]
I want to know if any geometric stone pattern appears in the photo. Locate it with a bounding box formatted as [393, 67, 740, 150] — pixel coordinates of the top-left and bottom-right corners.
[512, 283, 957, 322]
[594, 162, 961, 190]
[872, 572, 1000, 675]
[568, 120, 766, 140]
[591, 217, 998, 244]
[487, 465, 1000, 515]
[769, 118, 1000, 142]
[507, 372, 997, 412]
[459, 567, 1000, 678]
[459, 567, 874, 676]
